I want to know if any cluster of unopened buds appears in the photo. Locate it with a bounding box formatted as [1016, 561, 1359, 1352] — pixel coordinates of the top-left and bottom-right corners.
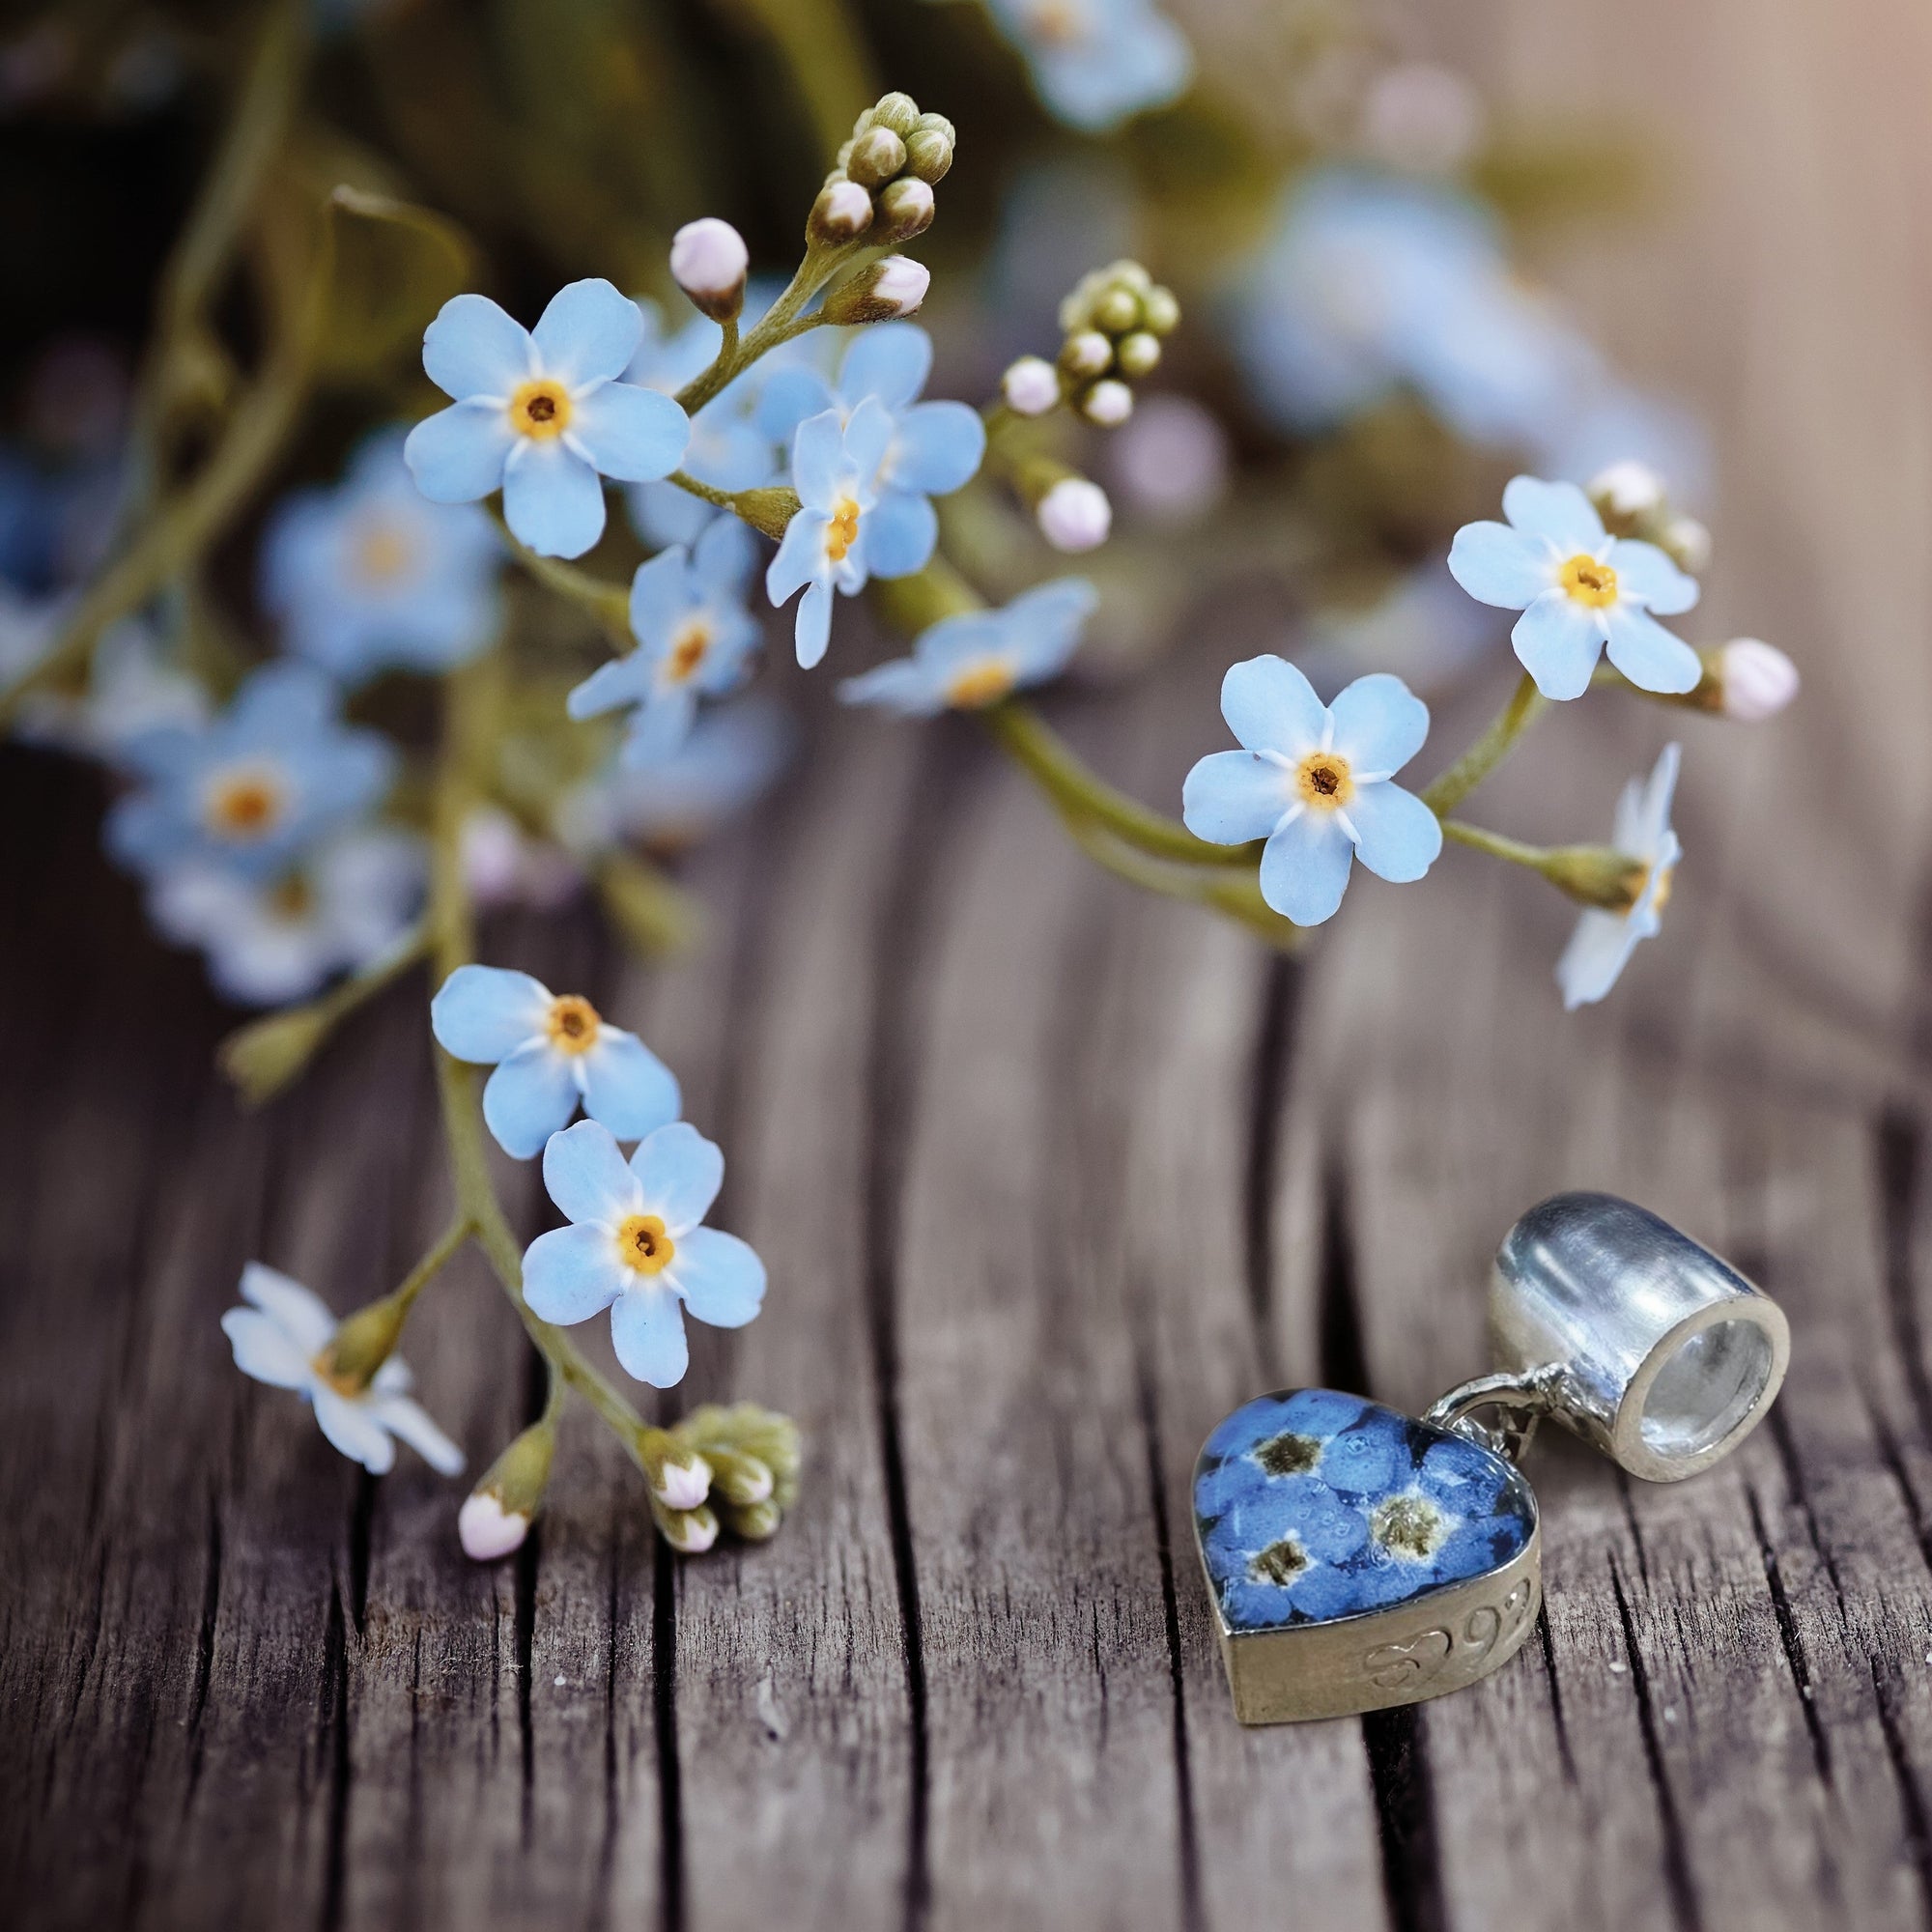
[3, 71, 1799, 1558]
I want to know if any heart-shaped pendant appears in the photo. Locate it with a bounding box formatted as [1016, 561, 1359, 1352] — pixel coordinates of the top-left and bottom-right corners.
[1193, 1389, 1542, 1723]
[1193, 1195, 1791, 1724]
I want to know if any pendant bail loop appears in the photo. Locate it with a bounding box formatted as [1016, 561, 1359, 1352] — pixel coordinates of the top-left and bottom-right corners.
[1422, 1363, 1570, 1464]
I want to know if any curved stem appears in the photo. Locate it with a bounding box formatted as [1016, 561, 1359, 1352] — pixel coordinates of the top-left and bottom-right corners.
[489, 507, 630, 633]
[1420, 671, 1547, 816]
[1439, 819, 1551, 871]
[673, 241, 853, 418]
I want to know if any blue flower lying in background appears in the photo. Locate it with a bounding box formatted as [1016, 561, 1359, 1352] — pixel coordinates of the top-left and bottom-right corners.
[758, 324, 984, 582]
[106, 662, 395, 885]
[1182, 658, 1441, 926]
[765, 402, 893, 668]
[430, 963, 680, 1159]
[567, 516, 762, 762]
[622, 298, 781, 551]
[149, 827, 423, 1008]
[222, 1264, 464, 1477]
[1557, 743, 1682, 1009]
[524, 1119, 767, 1388]
[262, 429, 500, 683]
[980, 0, 1194, 133]
[404, 278, 689, 559]
[840, 577, 1097, 714]
[1449, 476, 1700, 699]
[1229, 169, 1594, 449]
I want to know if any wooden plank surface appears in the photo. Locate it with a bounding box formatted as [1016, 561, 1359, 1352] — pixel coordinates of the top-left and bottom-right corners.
[8, 0, 1932, 1924]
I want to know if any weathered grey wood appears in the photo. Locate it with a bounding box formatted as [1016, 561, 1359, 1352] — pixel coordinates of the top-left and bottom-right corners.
[12, 0, 1932, 1920]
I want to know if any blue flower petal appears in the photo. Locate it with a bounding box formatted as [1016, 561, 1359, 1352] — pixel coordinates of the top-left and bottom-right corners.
[628, 544, 691, 646]
[1606, 538, 1700, 616]
[1345, 781, 1442, 883]
[1510, 590, 1604, 700]
[1326, 673, 1430, 775]
[482, 1039, 579, 1158]
[405, 404, 514, 503]
[525, 1222, 630, 1323]
[754, 365, 837, 443]
[619, 687, 700, 763]
[422, 293, 531, 401]
[795, 578, 834, 668]
[567, 382, 689, 482]
[221, 1306, 312, 1388]
[502, 440, 607, 558]
[1181, 751, 1292, 844]
[1501, 474, 1605, 551]
[312, 1386, 396, 1474]
[1259, 810, 1353, 924]
[691, 512, 756, 597]
[629, 1120, 724, 1234]
[1446, 519, 1554, 611]
[431, 962, 551, 1062]
[838, 323, 932, 412]
[567, 651, 652, 721]
[580, 1027, 681, 1142]
[890, 401, 986, 496]
[1221, 655, 1327, 757]
[1005, 578, 1097, 677]
[667, 1227, 766, 1328]
[766, 510, 823, 606]
[531, 278, 643, 388]
[864, 489, 938, 580]
[790, 412, 845, 509]
[843, 397, 895, 481]
[1603, 605, 1701, 695]
[610, 1284, 689, 1387]
[838, 658, 946, 715]
[542, 1118, 643, 1226]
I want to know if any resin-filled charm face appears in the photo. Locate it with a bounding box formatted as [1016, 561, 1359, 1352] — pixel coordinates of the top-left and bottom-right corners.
[1194, 1389, 1541, 1724]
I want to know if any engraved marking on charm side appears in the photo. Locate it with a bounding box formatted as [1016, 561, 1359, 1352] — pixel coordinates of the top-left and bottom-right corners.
[1361, 1577, 1536, 1690]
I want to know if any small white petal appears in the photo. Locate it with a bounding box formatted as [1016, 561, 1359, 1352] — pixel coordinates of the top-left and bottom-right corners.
[1037, 478, 1111, 553]
[459, 1492, 532, 1561]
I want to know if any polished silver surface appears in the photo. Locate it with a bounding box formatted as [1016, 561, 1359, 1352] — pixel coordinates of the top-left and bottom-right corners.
[1488, 1192, 1789, 1480]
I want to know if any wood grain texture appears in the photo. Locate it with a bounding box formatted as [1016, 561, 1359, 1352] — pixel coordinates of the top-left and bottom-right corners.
[7, 0, 1932, 1924]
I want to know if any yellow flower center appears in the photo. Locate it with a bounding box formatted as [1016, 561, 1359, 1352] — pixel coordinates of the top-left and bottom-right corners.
[205, 767, 286, 840]
[509, 379, 573, 441]
[1649, 862, 1676, 916]
[545, 993, 601, 1056]
[667, 619, 712, 683]
[1295, 752, 1353, 811]
[269, 873, 314, 921]
[825, 496, 862, 564]
[615, 1212, 674, 1275]
[1559, 554, 1619, 608]
[354, 523, 412, 584]
[945, 658, 1018, 710]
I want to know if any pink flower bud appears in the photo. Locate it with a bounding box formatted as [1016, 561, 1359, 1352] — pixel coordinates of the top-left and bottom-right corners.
[1037, 477, 1112, 553]
[459, 1491, 531, 1562]
[1717, 639, 1799, 721]
[1002, 356, 1060, 416]
[652, 1450, 713, 1513]
[1081, 380, 1134, 428]
[668, 218, 749, 321]
[1588, 459, 1666, 520]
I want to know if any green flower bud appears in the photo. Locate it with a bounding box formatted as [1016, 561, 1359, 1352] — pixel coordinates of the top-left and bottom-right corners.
[847, 125, 906, 189]
[317, 1292, 410, 1394]
[720, 1499, 783, 1542]
[705, 1448, 776, 1508]
[1115, 330, 1161, 378]
[905, 127, 953, 184]
[459, 1419, 557, 1561]
[1059, 329, 1113, 381]
[219, 1003, 332, 1105]
[868, 91, 921, 138]
[1140, 285, 1180, 336]
[873, 175, 935, 242]
[1539, 844, 1651, 912]
[1093, 286, 1140, 335]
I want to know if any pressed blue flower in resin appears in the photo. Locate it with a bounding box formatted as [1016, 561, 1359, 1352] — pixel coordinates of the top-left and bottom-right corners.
[567, 515, 762, 763]
[105, 662, 395, 885]
[757, 325, 984, 584]
[404, 278, 689, 560]
[261, 429, 500, 684]
[1193, 1389, 1535, 1635]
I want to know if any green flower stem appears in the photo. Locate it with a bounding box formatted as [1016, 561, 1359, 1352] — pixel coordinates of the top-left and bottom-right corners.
[1439, 819, 1554, 872]
[1420, 671, 1547, 816]
[217, 920, 431, 1104]
[322, 1209, 474, 1387]
[489, 508, 630, 634]
[985, 700, 1263, 869]
[428, 662, 696, 1495]
[674, 241, 856, 419]
[1441, 819, 1646, 910]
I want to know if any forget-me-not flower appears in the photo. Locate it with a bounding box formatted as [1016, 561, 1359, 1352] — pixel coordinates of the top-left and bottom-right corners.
[431, 962, 680, 1159]
[262, 429, 500, 683]
[1182, 657, 1442, 926]
[764, 401, 892, 668]
[623, 298, 781, 551]
[524, 1119, 767, 1388]
[839, 578, 1096, 715]
[1230, 170, 1594, 447]
[1448, 476, 1701, 700]
[1557, 743, 1682, 1009]
[404, 278, 689, 559]
[757, 324, 984, 583]
[566, 515, 761, 762]
[222, 1263, 464, 1477]
[150, 829, 425, 1008]
[106, 662, 395, 884]
[981, 0, 1194, 133]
